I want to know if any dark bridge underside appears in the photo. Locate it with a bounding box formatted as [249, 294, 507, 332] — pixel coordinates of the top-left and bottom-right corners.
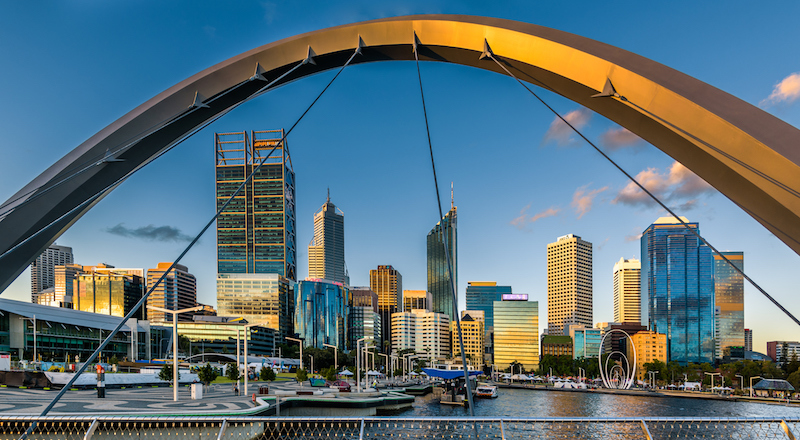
[2, 15, 800, 293]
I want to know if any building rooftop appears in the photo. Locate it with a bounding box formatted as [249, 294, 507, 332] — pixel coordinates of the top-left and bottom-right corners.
[0, 298, 147, 332]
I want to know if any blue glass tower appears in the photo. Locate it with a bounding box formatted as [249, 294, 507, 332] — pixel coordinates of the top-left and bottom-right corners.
[641, 217, 715, 365]
[294, 279, 349, 349]
[465, 282, 512, 330]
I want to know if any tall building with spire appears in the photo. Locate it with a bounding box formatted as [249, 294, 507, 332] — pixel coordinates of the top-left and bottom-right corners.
[427, 184, 457, 321]
[307, 190, 347, 284]
[547, 234, 593, 335]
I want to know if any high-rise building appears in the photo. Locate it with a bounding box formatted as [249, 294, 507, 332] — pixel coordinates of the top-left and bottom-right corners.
[294, 279, 349, 349]
[216, 273, 293, 339]
[493, 295, 539, 372]
[74, 270, 144, 319]
[348, 305, 381, 351]
[31, 244, 73, 297]
[613, 258, 641, 324]
[465, 281, 513, 364]
[307, 191, 346, 285]
[641, 216, 715, 365]
[745, 328, 753, 352]
[391, 308, 450, 359]
[370, 265, 402, 352]
[628, 331, 667, 380]
[403, 290, 432, 312]
[714, 252, 744, 360]
[451, 310, 485, 369]
[145, 262, 197, 324]
[427, 192, 457, 321]
[547, 234, 593, 335]
[33, 263, 86, 308]
[215, 130, 296, 279]
[351, 287, 379, 312]
[568, 325, 603, 359]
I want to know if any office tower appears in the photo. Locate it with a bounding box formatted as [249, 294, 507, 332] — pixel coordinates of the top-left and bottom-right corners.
[216, 273, 293, 339]
[177, 318, 277, 357]
[370, 265, 402, 352]
[641, 216, 715, 365]
[390, 309, 450, 359]
[74, 270, 144, 319]
[613, 258, 641, 324]
[31, 244, 73, 297]
[307, 191, 346, 284]
[547, 234, 593, 335]
[568, 325, 603, 359]
[403, 290, 432, 312]
[628, 331, 667, 380]
[465, 281, 513, 363]
[295, 279, 349, 349]
[493, 295, 539, 372]
[348, 305, 381, 351]
[427, 191, 457, 321]
[215, 130, 296, 280]
[351, 287, 379, 312]
[745, 329, 753, 352]
[146, 262, 198, 324]
[451, 310, 485, 368]
[714, 252, 744, 359]
[33, 263, 86, 308]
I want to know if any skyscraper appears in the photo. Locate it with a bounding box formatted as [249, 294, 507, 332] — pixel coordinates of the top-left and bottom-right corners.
[146, 262, 197, 324]
[308, 191, 346, 284]
[546, 234, 593, 335]
[714, 251, 744, 359]
[216, 273, 293, 339]
[745, 328, 753, 352]
[613, 258, 641, 324]
[494, 296, 539, 372]
[451, 310, 485, 369]
[215, 130, 296, 279]
[427, 191, 457, 321]
[641, 216, 715, 365]
[74, 270, 144, 319]
[31, 244, 73, 297]
[369, 265, 402, 352]
[465, 281, 513, 364]
[295, 279, 349, 349]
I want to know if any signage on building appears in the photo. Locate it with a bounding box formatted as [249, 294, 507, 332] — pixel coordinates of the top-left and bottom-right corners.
[501, 294, 528, 301]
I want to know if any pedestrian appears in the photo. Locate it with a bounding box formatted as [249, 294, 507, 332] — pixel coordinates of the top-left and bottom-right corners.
[233, 383, 239, 396]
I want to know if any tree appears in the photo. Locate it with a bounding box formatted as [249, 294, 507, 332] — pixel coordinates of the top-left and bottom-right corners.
[109, 355, 119, 365]
[158, 363, 179, 382]
[788, 370, 800, 391]
[261, 367, 276, 382]
[296, 368, 308, 383]
[197, 363, 218, 385]
[226, 362, 240, 381]
[322, 366, 337, 381]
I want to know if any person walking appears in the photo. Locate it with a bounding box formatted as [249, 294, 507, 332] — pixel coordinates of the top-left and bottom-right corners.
[233, 383, 239, 396]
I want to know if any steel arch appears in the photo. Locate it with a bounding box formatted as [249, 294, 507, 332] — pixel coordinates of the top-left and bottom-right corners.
[2, 14, 800, 292]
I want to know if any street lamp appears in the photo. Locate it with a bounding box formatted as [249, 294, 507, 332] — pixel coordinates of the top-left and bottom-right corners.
[309, 354, 314, 374]
[18, 315, 37, 363]
[356, 337, 369, 392]
[735, 374, 744, 391]
[704, 372, 721, 392]
[578, 367, 585, 383]
[750, 376, 762, 397]
[649, 370, 660, 389]
[323, 343, 338, 371]
[390, 354, 398, 381]
[242, 322, 269, 396]
[377, 353, 389, 378]
[285, 337, 304, 372]
[146, 305, 203, 401]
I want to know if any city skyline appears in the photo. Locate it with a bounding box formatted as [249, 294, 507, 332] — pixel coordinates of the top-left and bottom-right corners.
[2, 2, 800, 354]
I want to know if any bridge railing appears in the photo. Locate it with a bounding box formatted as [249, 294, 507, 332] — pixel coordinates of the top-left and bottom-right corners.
[0, 417, 798, 440]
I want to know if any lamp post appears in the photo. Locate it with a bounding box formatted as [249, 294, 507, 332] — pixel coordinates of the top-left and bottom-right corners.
[377, 353, 388, 378]
[704, 372, 721, 392]
[402, 353, 414, 382]
[309, 355, 314, 375]
[242, 322, 268, 396]
[750, 376, 762, 397]
[390, 354, 397, 381]
[735, 374, 744, 391]
[578, 367, 585, 384]
[323, 343, 338, 371]
[285, 337, 304, 372]
[649, 370, 660, 389]
[356, 337, 369, 392]
[146, 305, 203, 401]
[19, 315, 37, 363]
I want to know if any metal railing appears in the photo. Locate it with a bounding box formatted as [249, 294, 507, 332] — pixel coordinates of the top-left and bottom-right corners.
[0, 417, 798, 440]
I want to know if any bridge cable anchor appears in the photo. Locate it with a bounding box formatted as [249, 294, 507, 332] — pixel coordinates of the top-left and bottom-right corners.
[592, 78, 626, 101]
[355, 35, 366, 56]
[479, 39, 494, 60]
[412, 31, 421, 54]
[303, 46, 317, 65]
[251, 63, 268, 81]
[189, 91, 211, 109]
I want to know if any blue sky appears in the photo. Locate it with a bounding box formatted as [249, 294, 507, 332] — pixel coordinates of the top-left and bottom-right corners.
[2, 1, 800, 354]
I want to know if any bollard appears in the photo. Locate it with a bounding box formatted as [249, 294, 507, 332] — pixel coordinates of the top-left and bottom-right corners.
[252, 393, 256, 403]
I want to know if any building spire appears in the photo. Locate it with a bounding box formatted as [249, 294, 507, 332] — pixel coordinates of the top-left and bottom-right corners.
[327, 187, 330, 203]
[450, 182, 454, 209]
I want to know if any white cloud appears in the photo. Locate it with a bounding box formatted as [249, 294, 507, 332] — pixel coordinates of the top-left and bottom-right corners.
[761, 72, 800, 107]
[571, 184, 608, 219]
[510, 205, 560, 230]
[600, 127, 643, 152]
[542, 108, 592, 146]
[613, 161, 714, 209]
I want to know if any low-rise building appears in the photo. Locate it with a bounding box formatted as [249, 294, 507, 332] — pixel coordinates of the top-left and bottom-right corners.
[451, 310, 485, 369]
[541, 335, 573, 357]
[177, 315, 276, 356]
[569, 325, 602, 359]
[628, 330, 667, 380]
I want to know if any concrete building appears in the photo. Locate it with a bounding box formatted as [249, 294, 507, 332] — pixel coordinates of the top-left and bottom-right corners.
[294, 278, 349, 349]
[370, 265, 402, 352]
[493, 296, 539, 372]
[767, 341, 800, 364]
[31, 244, 73, 297]
[403, 290, 432, 312]
[745, 329, 753, 352]
[391, 309, 450, 359]
[540, 335, 573, 357]
[569, 325, 603, 359]
[145, 262, 197, 324]
[714, 252, 744, 360]
[547, 234, 592, 335]
[177, 315, 277, 357]
[307, 192, 347, 285]
[451, 310, 485, 369]
[427, 192, 457, 321]
[351, 287, 379, 312]
[628, 330, 668, 381]
[216, 273, 293, 340]
[613, 258, 641, 324]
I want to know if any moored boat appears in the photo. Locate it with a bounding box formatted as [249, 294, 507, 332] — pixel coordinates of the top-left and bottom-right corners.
[475, 384, 498, 398]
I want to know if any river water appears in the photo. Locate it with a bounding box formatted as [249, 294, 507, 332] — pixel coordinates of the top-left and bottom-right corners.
[401, 388, 800, 418]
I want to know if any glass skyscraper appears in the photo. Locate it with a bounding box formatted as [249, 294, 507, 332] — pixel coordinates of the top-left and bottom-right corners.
[294, 279, 350, 349]
[216, 273, 293, 339]
[427, 202, 457, 321]
[493, 297, 539, 372]
[307, 192, 346, 284]
[465, 281, 512, 330]
[369, 265, 402, 353]
[641, 216, 715, 365]
[714, 251, 744, 359]
[215, 130, 296, 280]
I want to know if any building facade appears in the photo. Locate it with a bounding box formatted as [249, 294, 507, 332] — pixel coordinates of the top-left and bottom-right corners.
[31, 244, 73, 297]
[178, 316, 277, 357]
[146, 262, 197, 324]
[641, 216, 715, 365]
[540, 335, 573, 357]
[569, 325, 603, 359]
[348, 306, 381, 351]
[451, 310, 484, 369]
[465, 281, 512, 364]
[369, 265, 402, 352]
[215, 130, 296, 279]
[351, 287, 379, 312]
[427, 201, 457, 321]
[493, 297, 539, 372]
[403, 290, 432, 312]
[628, 330, 668, 380]
[714, 252, 744, 360]
[767, 341, 800, 364]
[391, 309, 450, 359]
[745, 328, 753, 352]
[307, 192, 346, 284]
[547, 234, 592, 335]
[613, 257, 641, 324]
[216, 273, 293, 339]
[74, 271, 144, 319]
[294, 279, 349, 349]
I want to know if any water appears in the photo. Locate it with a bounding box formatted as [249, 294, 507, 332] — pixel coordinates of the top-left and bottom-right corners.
[402, 388, 800, 418]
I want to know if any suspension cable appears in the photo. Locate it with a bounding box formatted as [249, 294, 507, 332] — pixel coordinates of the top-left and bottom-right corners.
[19, 45, 361, 439]
[482, 44, 800, 328]
[413, 33, 475, 414]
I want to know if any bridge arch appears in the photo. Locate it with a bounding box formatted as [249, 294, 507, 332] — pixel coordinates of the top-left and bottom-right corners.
[2, 14, 800, 292]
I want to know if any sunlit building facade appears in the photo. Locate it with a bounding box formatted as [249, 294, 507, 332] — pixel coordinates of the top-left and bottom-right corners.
[294, 279, 349, 349]
[493, 297, 538, 372]
[427, 201, 457, 321]
[178, 316, 277, 356]
[465, 281, 512, 364]
[31, 244, 73, 297]
[391, 309, 450, 359]
[547, 234, 592, 335]
[307, 192, 346, 284]
[74, 271, 144, 319]
[215, 130, 296, 280]
[145, 262, 197, 324]
[641, 216, 715, 365]
[451, 310, 484, 369]
[540, 335, 573, 357]
[714, 252, 744, 360]
[370, 265, 402, 352]
[628, 330, 667, 380]
[613, 257, 641, 324]
[216, 273, 293, 339]
[403, 290, 432, 312]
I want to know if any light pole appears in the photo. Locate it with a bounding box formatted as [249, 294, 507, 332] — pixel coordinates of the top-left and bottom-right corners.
[309, 355, 314, 374]
[146, 305, 203, 401]
[735, 374, 744, 391]
[704, 372, 721, 392]
[285, 337, 304, 372]
[578, 367, 585, 383]
[390, 354, 397, 380]
[378, 353, 388, 379]
[750, 376, 762, 397]
[356, 337, 369, 392]
[323, 343, 338, 371]
[19, 315, 37, 363]
[242, 322, 268, 396]
[402, 353, 414, 382]
[649, 370, 660, 389]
